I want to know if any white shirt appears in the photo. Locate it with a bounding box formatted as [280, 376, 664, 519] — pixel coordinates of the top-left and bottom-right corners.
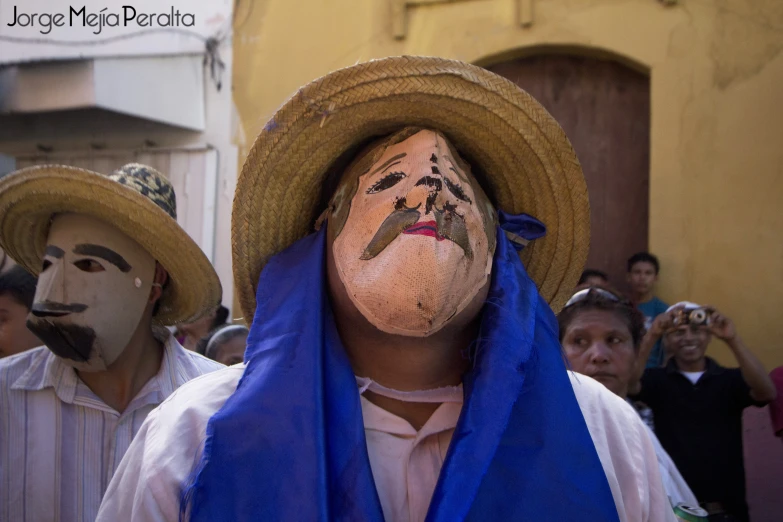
[0, 334, 223, 522]
[97, 367, 675, 522]
[680, 371, 706, 385]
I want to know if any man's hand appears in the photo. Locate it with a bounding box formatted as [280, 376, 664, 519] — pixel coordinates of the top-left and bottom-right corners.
[702, 306, 777, 403]
[648, 305, 682, 337]
[707, 308, 737, 343]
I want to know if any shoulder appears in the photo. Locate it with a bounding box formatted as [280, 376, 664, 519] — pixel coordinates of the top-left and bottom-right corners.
[97, 364, 246, 521]
[140, 364, 244, 459]
[641, 366, 667, 382]
[652, 297, 669, 313]
[0, 346, 50, 388]
[569, 371, 641, 428]
[155, 363, 244, 423]
[707, 359, 741, 383]
[165, 335, 225, 380]
[180, 348, 226, 375]
[568, 372, 674, 521]
[633, 367, 668, 402]
[569, 371, 649, 451]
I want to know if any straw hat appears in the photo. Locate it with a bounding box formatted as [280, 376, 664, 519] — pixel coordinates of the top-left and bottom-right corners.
[0, 163, 222, 325]
[233, 56, 589, 321]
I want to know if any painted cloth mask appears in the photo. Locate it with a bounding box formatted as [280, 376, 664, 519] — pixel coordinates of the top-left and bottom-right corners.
[330, 128, 497, 336]
[26, 213, 156, 372]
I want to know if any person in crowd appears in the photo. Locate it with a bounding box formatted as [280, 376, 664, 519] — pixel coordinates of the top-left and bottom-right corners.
[98, 57, 673, 522]
[0, 163, 224, 521]
[768, 366, 783, 441]
[630, 301, 776, 521]
[0, 265, 40, 358]
[176, 304, 230, 352]
[204, 325, 249, 366]
[559, 285, 698, 508]
[578, 268, 609, 286]
[627, 252, 668, 368]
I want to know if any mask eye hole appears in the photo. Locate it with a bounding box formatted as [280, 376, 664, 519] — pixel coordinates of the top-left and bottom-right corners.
[73, 259, 105, 273]
[367, 172, 406, 194]
[42, 259, 52, 271]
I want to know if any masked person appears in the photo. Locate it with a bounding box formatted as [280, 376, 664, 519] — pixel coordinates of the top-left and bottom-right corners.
[98, 57, 673, 522]
[630, 302, 776, 521]
[0, 163, 224, 522]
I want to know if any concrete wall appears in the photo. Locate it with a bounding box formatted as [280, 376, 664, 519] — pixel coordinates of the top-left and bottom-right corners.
[0, 0, 232, 63]
[232, 0, 783, 369]
[0, 0, 238, 316]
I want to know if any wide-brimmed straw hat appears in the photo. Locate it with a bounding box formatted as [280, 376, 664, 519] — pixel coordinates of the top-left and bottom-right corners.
[0, 163, 222, 325]
[233, 56, 589, 321]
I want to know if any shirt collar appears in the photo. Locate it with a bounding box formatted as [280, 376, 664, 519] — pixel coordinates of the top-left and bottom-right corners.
[665, 356, 724, 376]
[11, 347, 76, 402]
[11, 330, 197, 414]
[360, 393, 463, 440]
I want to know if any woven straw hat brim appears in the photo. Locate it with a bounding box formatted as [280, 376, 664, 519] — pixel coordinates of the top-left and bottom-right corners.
[233, 56, 589, 322]
[0, 165, 222, 325]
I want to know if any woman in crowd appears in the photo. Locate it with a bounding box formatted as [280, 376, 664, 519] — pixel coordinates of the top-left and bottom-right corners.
[203, 325, 248, 366]
[558, 284, 698, 508]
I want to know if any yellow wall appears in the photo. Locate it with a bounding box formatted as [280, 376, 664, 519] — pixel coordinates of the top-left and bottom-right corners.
[232, 0, 783, 369]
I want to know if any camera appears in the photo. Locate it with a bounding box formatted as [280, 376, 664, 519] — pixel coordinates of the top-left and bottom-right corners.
[673, 307, 712, 327]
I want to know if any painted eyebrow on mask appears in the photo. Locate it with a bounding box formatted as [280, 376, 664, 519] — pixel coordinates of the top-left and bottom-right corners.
[73, 244, 132, 272]
[45, 246, 65, 258]
[443, 177, 472, 204]
[444, 156, 469, 183]
[368, 153, 407, 177]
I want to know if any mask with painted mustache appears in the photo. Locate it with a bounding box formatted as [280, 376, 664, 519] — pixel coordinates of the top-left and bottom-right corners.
[26, 318, 96, 362]
[361, 201, 472, 260]
[330, 128, 496, 337]
[31, 213, 158, 372]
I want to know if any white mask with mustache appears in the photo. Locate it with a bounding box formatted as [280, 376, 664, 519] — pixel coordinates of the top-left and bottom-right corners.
[27, 213, 155, 372]
[331, 129, 496, 336]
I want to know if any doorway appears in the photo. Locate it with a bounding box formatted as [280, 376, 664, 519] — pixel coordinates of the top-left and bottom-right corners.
[486, 53, 650, 291]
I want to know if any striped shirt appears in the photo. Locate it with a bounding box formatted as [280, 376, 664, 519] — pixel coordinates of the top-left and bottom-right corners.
[0, 333, 223, 522]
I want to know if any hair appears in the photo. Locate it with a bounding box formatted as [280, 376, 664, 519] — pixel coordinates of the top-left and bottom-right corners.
[626, 252, 660, 274]
[557, 284, 646, 349]
[151, 267, 170, 317]
[211, 305, 230, 330]
[186, 307, 231, 355]
[194, 327, 217, 356]
[577, 269, 609, 285]
[204, 325, 249, 362]
[0, 265, 37, 310]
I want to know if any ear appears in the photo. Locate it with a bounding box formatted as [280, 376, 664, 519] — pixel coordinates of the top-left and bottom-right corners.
[149, 262, 169, 304]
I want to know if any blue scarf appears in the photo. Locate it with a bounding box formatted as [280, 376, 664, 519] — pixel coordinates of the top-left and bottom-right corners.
[182, 224, 619, 522]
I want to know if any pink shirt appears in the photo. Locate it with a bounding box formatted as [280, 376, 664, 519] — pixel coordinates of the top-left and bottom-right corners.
[361, 396, 460, 522]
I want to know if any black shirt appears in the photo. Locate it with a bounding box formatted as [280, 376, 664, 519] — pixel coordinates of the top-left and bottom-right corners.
[631, 357, 765, 522]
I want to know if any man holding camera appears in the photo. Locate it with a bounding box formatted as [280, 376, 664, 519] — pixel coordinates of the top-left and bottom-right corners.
[630, 302, 776, 521]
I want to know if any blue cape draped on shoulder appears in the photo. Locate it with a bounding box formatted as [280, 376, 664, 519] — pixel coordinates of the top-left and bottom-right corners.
[181, 225, 620, 522]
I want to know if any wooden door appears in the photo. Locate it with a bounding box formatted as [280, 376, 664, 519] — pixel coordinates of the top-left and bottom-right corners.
[486, 55, 650, 292]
